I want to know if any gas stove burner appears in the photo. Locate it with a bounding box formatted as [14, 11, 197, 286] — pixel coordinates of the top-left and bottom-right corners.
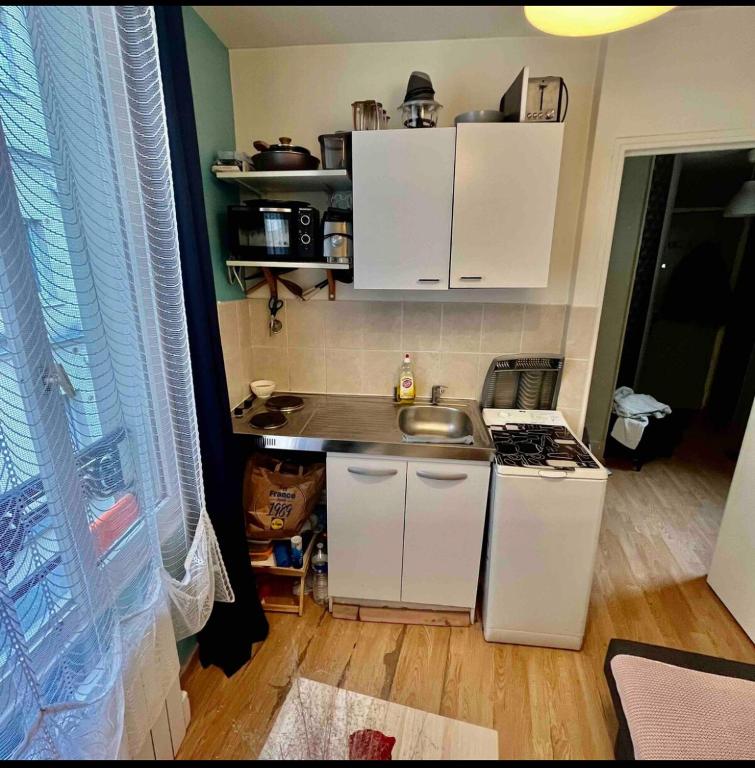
[250, 411, 288, 430]
[490, 422, 600, 470]
[265, 395, 304, 413]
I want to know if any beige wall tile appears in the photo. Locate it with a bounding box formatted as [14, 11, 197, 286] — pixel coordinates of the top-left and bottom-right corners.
[558, 358, 588, 410]
[363, 302, 402, 351]
[218, 298, 571, 402]
[224, 357, 246, 408]
[560, 407, 583, 437]
[288, 347, 326, 393]
[325, 348, 363, 394]
[521, 304, 566, 355]
[481, 303, 524, 354]
[237, 300, 252, 349]
[402, 302, 442, 351]
[439, 353, 480, 399]
[249, 298, 287, 349]
[217, 301, 240, 354]
[565, 305, 598, 360]
[360, 350, 401, 396]
[408, 350, 441, 398]
[251, 347, 289, 391]
[240, 346, 254, 385]
[441, 303, 483, 353]
[477, 353, 497, 393]
[286, 300, 327, 348]
[326, 301, 365, 349]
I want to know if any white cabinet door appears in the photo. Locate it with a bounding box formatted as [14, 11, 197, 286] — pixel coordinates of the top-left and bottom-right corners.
[450, 123, 564, 288]
[327, 455, 407, 601]
[708, 402, 755, 642]
[484, 473, 605, 644]
[353, 129, 456, 290]
[402, 461, 490, 608]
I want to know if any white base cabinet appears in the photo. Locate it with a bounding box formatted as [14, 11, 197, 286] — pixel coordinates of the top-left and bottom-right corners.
[402, 462, 490, 608]
[327, 454, 490, 610]
[326, 456, 407, 601]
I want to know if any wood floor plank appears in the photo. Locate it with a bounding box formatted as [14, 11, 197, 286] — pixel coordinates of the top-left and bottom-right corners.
[388, 624, 451, 714]
[340, 621, 405, 700]
[439, 622, 495, 729]
[178, 442, 755, 761]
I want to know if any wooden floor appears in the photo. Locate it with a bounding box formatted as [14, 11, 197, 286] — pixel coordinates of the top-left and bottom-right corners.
[178, 438, 755, 760]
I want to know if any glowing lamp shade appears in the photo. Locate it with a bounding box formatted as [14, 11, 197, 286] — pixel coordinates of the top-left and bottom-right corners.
[524, 6, 676, 37]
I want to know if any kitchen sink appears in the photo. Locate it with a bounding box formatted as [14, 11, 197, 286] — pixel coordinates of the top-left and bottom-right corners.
[398, 405, 474, 440]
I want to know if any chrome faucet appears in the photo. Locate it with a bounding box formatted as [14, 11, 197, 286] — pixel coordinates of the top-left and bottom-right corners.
[431, 384, 447, 405]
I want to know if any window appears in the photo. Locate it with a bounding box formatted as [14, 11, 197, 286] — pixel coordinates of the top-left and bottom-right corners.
[0, 11, 152, 753]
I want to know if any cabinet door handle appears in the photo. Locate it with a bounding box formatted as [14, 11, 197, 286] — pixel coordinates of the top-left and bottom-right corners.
[416, 470, 468, 481]
[348, 467, 398, 477]
[459, 276, 483, 281]
[417, 278, 440, 283]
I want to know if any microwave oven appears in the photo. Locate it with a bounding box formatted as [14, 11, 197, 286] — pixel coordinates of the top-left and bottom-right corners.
[227, 199, 320, 261]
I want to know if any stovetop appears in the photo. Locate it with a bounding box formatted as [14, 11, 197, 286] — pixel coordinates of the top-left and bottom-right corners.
[490, 423, 600, 470]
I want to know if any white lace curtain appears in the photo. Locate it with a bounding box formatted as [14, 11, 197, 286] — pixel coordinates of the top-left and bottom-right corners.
[0, 5, 231, 759]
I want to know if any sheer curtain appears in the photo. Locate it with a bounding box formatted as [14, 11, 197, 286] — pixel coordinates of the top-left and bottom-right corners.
[0, 5, 231, 759]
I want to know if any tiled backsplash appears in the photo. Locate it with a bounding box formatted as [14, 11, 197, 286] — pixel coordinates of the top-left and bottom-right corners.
[217, 298, 570, 407]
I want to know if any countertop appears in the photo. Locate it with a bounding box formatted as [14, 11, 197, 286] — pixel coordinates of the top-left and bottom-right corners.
[232, 393, 494, 463]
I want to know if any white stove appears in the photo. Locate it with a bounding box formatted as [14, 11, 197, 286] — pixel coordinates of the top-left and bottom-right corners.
[484, 409, 607, 479]
[482, 408, 608, 650]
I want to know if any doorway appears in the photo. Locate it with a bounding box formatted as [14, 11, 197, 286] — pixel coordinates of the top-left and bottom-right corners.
[586, 148, 755, 469]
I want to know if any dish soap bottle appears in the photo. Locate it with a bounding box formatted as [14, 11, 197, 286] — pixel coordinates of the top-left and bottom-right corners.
[398, 353, 416, 403]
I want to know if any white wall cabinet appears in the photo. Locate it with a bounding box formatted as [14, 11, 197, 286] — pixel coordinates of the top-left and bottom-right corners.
[450, 123, 564, 288]
[352, 129, 456, 290]
[352, 123, 563, 290]
[327, 454, 490, 610]
[402, 462, 490, 608]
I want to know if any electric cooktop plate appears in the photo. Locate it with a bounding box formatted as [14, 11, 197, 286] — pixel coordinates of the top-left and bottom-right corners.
[490, 423, 599, 469]
[265, 395, 304, 413]
[250, 411, 288, 430]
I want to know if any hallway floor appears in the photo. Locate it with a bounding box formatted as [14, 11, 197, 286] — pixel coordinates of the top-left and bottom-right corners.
[178, 444, 754, 760]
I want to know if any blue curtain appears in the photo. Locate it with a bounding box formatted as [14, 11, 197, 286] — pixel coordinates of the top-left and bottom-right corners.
[154, 5, 268, 676]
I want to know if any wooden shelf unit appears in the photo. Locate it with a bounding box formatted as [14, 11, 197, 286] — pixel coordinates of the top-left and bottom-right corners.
[251, 531, 320, 616]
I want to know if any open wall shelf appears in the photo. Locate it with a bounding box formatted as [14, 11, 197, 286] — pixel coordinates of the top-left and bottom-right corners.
[214, 169, 351, 195]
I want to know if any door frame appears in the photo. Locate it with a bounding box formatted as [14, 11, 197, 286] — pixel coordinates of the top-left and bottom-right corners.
[575, 127, 755, 433]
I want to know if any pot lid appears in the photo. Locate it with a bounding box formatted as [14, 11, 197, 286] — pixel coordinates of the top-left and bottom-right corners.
[253, 137, 312, 155]
[401, 70, 436, 103]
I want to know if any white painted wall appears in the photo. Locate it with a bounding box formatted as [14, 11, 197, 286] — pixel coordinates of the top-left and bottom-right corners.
[229, 34, 602, 305]
[562, 5, 755, 431]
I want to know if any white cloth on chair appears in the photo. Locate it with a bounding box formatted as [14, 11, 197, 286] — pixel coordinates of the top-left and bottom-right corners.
[611, 386, 671, 450]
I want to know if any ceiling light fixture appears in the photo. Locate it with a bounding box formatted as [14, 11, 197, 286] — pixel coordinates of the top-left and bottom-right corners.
[524, 6, 676, 37]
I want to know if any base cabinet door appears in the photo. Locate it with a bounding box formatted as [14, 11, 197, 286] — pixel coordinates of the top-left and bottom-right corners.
[401, 461, 491, 607]
[327, 455, 407, 602]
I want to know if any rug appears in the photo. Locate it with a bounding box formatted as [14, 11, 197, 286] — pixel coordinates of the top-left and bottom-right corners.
[259, 677, 499, 760]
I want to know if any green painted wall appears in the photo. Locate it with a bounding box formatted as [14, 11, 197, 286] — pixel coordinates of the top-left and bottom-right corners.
[182, 6, 243, 301]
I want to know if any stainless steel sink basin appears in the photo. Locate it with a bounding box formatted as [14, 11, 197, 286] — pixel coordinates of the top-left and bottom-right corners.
[398, 405, 474, 440]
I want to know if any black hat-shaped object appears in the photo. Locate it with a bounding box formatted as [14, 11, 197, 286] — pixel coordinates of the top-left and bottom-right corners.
[402, 70, 436, 102]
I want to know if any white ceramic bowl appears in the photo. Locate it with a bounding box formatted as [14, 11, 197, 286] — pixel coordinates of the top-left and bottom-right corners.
[251, 380, 276, 400]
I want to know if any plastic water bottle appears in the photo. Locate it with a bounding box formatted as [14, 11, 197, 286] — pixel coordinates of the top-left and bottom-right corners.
[312, 542, 328, 605]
